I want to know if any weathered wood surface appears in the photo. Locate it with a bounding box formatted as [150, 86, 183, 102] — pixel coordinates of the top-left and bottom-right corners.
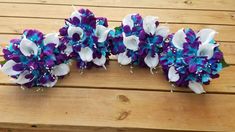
[0, 0, 235, 132]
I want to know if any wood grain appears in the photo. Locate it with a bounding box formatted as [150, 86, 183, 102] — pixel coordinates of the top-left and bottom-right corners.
[0, 0, 235, 131]
[0, 0, 235, 11]
[0, 86, 235, 132]
[0, 3, 234, 25]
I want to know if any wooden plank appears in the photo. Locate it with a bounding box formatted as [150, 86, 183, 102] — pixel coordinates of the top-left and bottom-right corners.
[0, 17, 235, 42]
[0, 86, 235, 131]
[0, 0, 235, 11]
[0, 128, 178, 132]
[0, 56, 234, 93]
[0, 3, 234, 25]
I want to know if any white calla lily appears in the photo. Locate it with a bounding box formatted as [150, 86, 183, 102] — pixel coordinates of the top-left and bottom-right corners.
[188, 81, 205, 94]
[20, 36, 38, 56]
[42, 77, 58, 87]
[95, 25, 110, 43]
[118, 51, 132, 65]
[144, 53, 159, 74]
[70, 6, 82, 20]
[143, 16, 158, 35]
[172, 28, 186, 50]
[44, 33, 60, 47]
[78, 47, 93, 62]
[123, 35, 139, 51]
[197, 43, 219, 59]
[0, 60, 21, 76]
[14, 70, 32, 84]
[168, 66, 180, 82]
[52, 63, 70, 76]
[197, 28, 217, 44]
[155, 26, 170, 38]
[68, 26, 84, 39]
[122, 14, 135, 29]
[93, 55, 107, 69]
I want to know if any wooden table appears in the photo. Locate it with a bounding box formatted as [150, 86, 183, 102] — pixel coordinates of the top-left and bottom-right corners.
[0, 0, 235, 131]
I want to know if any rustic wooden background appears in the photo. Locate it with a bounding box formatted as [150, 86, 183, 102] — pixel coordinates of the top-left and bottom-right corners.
[0, 0, 235, 132]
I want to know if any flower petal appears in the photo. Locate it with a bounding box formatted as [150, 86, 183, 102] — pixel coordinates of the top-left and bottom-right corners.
[172, 28, 186, 50]
[0, 60, 21, 76]
[123, 35, 139, 51]
[52, 63, 70, 76]
[155, 26, 170, 38]
[42, 77, 58, 87]
[20, 36, 38, 56]
[122, 14, 135, 29]
[118, 51, 131, 65]
[79, 47, 93, 62]
[168, 66, 180, 82]
[143, 16, 158, 35]
[197, 43, 219, 59]
[93, 55, 106, 66]
[64, 45, 73, 55]
[197, 28, 217, 44]
[68, 26, 84, 39]
[144, 53, 159, 68]
[14, 70, 32, 84]
[95, 25, 110, 43]
[70, 10, 82, 20]
[44, 33, 60, 47]
[188, 81, 205, 94]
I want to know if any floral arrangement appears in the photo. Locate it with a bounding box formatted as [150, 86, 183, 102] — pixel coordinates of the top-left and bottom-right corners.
[0, 9, 229, 93]
[0, 29, 70, 87]
[111, 14, 169, 74]
[160, 28, 228, 94]
[59, 8, 113, 70]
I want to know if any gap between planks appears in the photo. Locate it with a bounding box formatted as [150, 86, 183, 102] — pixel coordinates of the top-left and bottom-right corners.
[0, 0, 234, 11]
[0, 3, 234, 25]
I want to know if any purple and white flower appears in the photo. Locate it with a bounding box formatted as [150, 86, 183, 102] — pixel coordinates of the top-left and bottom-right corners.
[111, 14, 169, 74]
[59, 8, 113, 70]
[160, 28, 226, 94]
[0, 29, 70, 88]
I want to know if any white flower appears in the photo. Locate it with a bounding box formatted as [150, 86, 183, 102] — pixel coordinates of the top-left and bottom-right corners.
[117, 51, 132, 65]
[172, 28, 186, 50]
[0, 60, 21, 76]
[143, 16, 158, 35]
[42, 63, 70, 87]
[44, 33, 60, 47]
[51, 63, 70, 76]
[19, 36, 39, 56]
[168, 66, 180, 82]
[93, 55, 107, 69]
[144, 53, 159, 74]
[78, 47, 93, 62]
[122, 14, 135, 29]
[67, 26, 84, 39]
[188, 81, 206, 94]
[70, 6, 82, 20]
[155, 26, 170, 38]
[95, 25, 110, 43]
[14, 70, 33, 85]
[197, 28, 219, 59]
[123, 34, 139, 51]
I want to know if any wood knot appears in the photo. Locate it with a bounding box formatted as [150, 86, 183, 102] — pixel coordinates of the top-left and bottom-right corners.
[231, 14, 235, 20]
[184, 0, 192, 5]
[117, 95, 130, 103]
[117, 110, 131, 120]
